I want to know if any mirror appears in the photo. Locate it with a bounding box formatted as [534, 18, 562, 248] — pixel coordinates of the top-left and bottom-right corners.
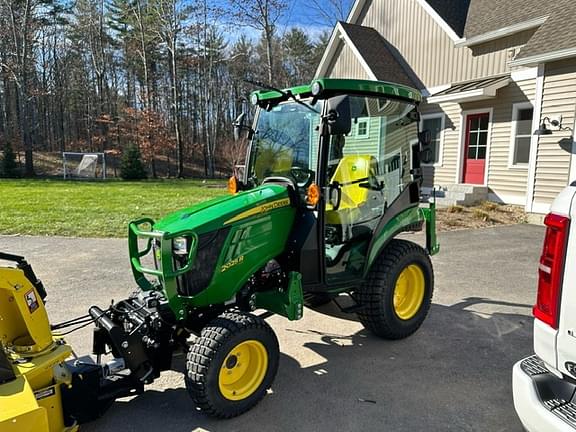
[420, 148, 434, 164]
[419, 129, 431, 147]
[326, 95, 351, 136]
[328, 182, 342, 210]
[419, 129, 434, 164]
[233, 112, 246, 141]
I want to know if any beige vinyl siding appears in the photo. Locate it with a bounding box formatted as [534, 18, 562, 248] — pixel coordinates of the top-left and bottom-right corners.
[461, 79, 536, 199]
[352, 0, 532, 88]
[326, 42, 371, 80]
[533, 60, 576, 205]
[419, 79, 537, 196]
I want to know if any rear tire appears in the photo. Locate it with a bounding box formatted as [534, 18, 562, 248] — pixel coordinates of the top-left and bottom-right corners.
[357, 239, 433, 339]
[185, 312, 279, 418]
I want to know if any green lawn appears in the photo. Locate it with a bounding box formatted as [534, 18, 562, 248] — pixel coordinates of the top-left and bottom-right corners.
[0, 179, 227, 237]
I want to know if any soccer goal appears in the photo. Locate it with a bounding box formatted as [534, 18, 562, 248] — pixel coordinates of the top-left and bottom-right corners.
[62, 152, 106, 179]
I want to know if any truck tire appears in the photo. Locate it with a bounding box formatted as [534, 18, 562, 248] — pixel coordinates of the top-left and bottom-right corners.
[185, 311, 279, 418]
[357, 239, 433, 339]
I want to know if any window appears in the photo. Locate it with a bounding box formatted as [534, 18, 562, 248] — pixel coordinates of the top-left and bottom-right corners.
[323, 95, 418, 282]
[357, 120, 368, 137]
[510, 104, 533, 167]
[421, 114, 444, 165]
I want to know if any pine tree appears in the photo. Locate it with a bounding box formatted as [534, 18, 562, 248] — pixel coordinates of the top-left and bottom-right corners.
[120, 144, 147, 179]
[1, 143, 20, 178]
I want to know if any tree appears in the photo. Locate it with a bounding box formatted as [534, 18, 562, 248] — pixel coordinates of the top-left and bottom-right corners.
[152, 0, 190, 178]
[282, 27, 315, 85]
[0, 0, 328, 179]
[1, 142, 19, 177]
[226, 0, 286, 83]
[0, 0, 49, 175]
[120, 144, 147, 179]
[308, 0, 351, 26]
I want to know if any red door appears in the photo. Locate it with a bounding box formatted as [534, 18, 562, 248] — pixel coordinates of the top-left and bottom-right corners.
[462, 113, 489, 184]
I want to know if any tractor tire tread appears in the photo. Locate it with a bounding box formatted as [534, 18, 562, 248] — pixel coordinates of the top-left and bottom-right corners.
[357, 239, 433, 339]
[185, 311, 278, 419]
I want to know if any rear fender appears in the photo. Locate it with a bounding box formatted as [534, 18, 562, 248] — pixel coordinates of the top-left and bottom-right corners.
[363, 183, 424, 276]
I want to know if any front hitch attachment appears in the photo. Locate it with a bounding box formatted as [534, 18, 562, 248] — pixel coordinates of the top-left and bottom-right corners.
[89, 306, 156, 383]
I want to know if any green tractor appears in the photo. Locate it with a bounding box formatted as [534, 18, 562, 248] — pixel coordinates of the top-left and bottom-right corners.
[96, 78, 439, 420]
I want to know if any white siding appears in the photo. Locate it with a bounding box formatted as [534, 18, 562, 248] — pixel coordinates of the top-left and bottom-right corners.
[532, 60, 576, 206]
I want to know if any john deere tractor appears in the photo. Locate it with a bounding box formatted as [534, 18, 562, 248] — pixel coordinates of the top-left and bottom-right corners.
[0, 78, 438, 430]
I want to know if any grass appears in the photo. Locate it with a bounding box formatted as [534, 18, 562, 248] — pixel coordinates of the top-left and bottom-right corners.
[0, 179, 227, 237]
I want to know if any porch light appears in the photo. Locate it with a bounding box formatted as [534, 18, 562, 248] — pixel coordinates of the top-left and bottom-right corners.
[534, 116, 573, 135]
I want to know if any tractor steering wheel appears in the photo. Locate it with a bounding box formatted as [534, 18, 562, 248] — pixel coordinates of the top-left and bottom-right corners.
[290, 166, 315, 188]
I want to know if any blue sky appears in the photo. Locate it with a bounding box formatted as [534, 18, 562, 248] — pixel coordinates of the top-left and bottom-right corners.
[209, 0, 355, 42]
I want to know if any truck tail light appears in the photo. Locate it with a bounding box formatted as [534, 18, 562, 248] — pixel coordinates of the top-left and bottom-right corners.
[534, 213, 570, 329]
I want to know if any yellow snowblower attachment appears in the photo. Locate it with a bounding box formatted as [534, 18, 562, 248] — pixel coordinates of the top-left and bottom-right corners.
[0, 255, 77, 432]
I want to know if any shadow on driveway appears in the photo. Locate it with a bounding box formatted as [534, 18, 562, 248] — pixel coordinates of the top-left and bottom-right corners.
[85, 298, 532, 432]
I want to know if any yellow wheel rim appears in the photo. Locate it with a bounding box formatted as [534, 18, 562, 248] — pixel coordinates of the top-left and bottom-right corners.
[218, 340, 268, 401]
[393, 264, 425, 320]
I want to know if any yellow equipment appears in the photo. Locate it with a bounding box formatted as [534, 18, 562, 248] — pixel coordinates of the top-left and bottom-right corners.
[0, 256, 77, 432]
[325, 154, 379, 228]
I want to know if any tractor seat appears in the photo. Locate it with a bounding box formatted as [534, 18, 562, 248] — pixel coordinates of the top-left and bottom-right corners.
[325, 155, 378, 232]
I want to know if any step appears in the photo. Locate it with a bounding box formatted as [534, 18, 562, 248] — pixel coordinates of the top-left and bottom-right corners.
[440, 185, 488, 194]
[553, 401, 576, 427]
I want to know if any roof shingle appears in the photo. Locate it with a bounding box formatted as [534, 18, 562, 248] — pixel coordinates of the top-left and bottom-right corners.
[425, 0, 471, 38]
[463, 0, 546, 38]
[515, 1, 576, 60]
[339, 22, 419, 89]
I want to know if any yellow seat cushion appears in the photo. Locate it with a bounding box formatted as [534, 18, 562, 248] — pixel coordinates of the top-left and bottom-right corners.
[326, 155, 377, 227]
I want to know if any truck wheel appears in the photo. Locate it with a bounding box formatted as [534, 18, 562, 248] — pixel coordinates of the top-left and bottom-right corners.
[185, 311, 279, 418]
[357, 239, 433, 339]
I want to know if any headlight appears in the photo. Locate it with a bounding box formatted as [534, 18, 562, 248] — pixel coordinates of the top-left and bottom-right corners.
[173, 237, 188, 255]
[311, 81, 322, 96]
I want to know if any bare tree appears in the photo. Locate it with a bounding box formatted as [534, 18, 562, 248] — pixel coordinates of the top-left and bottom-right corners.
[308, 0, 351, 27]
[152, 0, 190, 177]
[226, 0, 285, 83]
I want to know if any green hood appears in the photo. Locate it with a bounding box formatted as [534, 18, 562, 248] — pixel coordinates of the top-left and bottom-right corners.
[153, 184, 292, 235]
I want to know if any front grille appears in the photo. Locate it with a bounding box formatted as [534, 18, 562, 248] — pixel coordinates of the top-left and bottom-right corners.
[176, 228, 230, 297]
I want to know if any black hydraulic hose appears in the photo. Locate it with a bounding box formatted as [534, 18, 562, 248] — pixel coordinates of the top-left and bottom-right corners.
[51, 314, 92, 330]
[52, 308, 110, 335]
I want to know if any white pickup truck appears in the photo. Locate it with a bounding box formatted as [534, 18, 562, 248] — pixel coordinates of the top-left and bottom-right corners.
[513, 182, 576, 431]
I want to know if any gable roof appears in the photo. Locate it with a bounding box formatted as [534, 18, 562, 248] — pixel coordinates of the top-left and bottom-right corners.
[463, 0, 546, 38]
[512, 3, 576, 64]
[343, 0, 576, 66]
[338, 23, 418, 88]
[315, 22, 418, 89]
[425, 0, 470, 38]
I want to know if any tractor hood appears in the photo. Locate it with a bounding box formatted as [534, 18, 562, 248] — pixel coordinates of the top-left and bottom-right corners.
[153, 184, 293, 235]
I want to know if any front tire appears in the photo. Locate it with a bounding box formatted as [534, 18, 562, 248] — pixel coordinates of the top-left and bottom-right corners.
[357, 239, 434, 339]
[185, 312, 279, 418]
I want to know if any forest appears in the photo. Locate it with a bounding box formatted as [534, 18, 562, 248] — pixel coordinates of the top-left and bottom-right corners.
[0, 0, 346, 178]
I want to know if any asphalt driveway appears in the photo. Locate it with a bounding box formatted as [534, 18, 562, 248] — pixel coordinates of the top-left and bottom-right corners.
[0, 224, 544, 432]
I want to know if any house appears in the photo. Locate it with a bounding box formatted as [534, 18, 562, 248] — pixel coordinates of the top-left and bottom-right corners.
[315, 0, 576, 213]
